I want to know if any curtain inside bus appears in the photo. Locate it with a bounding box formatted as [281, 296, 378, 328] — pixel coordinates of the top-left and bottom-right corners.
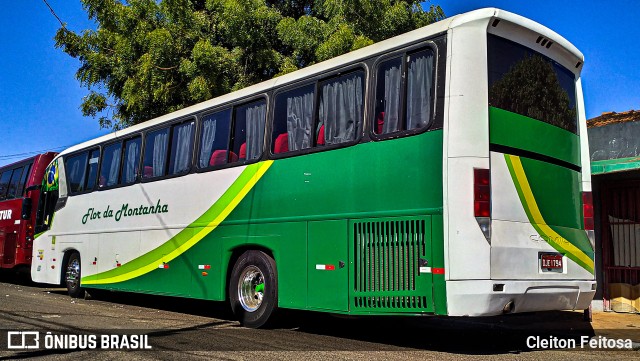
[123, 138, 141, 184]
[406, 50, 433, 130]
[171, 122, 193, 174]
[375, 49, 434, 134]
[286, 88, 314, 151]
[245, 102, 266, 160]
[152, 131, 168, 177]
[318, 72, 363, 145]
[109, 148, 120, 185]
[381, 58, 402, 134]
[199, 117, 218, 167]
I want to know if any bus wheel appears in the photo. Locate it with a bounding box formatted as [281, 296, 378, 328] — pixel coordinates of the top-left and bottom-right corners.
[229, 250, 277, 328]
[65, 252, 84, 298]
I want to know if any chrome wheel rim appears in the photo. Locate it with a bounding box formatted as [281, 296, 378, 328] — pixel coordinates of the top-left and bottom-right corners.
[66, 258, 80, 290]
[237, 266, 264, 312]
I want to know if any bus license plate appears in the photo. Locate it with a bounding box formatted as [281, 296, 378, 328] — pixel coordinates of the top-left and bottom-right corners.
[540, 253, 563, 270]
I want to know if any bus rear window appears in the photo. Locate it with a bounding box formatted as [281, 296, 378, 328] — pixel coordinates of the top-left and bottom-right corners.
[488, 34, 577, 134]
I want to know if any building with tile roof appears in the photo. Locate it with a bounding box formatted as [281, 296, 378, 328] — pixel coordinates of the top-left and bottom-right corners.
[587, 110, 640, 314]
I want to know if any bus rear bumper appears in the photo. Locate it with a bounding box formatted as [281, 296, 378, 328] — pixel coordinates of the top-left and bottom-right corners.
[446, 280, 596, 316]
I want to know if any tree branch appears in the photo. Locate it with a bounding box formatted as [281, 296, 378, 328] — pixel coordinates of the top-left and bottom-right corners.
[154, 65, 179, 71]
[42, 0, 66, 29]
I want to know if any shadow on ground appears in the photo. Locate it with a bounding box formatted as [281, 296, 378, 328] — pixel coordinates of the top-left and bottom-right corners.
[0, 270, 597, 354]
[77, 288, 597, 354]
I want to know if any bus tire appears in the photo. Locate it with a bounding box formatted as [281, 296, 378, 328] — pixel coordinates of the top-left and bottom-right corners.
[65, 252, 84, 298]
[229, 250, 278, 328]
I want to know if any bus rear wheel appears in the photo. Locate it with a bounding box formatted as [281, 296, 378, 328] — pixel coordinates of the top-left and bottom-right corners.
[229, 250, 277, 328]
[65, 252, 84, 298]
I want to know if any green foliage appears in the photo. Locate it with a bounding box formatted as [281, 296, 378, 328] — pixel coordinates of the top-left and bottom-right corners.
[489, 55, 577, 133]
[56, 0, 444, 129]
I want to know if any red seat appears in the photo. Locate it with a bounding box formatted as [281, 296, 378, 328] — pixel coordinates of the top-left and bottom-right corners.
[229, 151, 238, 163]
[317, 125, 325, 145]
[209, 150, 238, 166]
[239, 143, 246, 160]
[143, 166, 153, 178]
[274, 133, 288, 154]
[377, 112, 385, 134]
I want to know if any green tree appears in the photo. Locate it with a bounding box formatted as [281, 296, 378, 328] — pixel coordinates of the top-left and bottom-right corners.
[55, 0, 444, 129]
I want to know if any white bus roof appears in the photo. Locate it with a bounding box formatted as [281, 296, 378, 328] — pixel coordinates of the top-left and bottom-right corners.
[59, 7, 582, 156]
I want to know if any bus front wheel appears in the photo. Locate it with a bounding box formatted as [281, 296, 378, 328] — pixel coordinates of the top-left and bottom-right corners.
[229, 250, 278, 328]
[65, 252, 85, 298]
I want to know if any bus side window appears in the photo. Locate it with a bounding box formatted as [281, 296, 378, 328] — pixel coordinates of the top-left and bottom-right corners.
[374, 57, 402, 135]
[317, 71, 364, 145]
[66, 152, 89, 194]
[100, 142, 122, 188]
[0, 171, 12, 201]
[168, 121, 195, 175]
[405, 49, 434, 130]
[16, 163, 31, 197]
[272, 83, 315, 154]
[121, 137, 142, 184]
[143, 128, 169, 179]
[232, 100, 266, 162]
[85, 149, 100, 191]
[6, 166, 25, 200]
[198, 109, 231, 168]
[374, 48, 435, 135]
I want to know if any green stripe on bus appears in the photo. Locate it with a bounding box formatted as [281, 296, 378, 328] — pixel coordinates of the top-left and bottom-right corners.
[490, 107, 580, 167]
[81, 160, 273, 285]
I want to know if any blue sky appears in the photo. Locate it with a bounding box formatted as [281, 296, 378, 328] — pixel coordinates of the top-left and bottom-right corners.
[0, 1, 638, 167]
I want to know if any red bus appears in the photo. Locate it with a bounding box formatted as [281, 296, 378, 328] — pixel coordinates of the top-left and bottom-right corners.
[0, 152, 57, 274]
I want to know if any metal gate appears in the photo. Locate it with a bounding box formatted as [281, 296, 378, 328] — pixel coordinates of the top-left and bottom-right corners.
[600, 179, 640, 311]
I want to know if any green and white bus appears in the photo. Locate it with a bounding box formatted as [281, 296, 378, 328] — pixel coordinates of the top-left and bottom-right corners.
[32, 8, 595, 327]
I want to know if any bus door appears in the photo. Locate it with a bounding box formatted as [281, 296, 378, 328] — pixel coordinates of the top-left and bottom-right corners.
[0, 165, 29, 267]
[0, 211, 18, 266]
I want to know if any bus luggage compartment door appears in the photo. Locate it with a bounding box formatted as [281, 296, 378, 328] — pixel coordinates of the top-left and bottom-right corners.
[307, 220, 349, 312]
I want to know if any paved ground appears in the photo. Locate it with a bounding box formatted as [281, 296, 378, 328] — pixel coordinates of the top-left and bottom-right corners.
[0, 272, 638, 360]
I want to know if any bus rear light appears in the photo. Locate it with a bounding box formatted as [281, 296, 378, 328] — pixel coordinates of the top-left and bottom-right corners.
[474, 169, 491, 217]
[474, 168, 491, 242]
[582, 192, 594, 230]
[583, 191, 595, 247]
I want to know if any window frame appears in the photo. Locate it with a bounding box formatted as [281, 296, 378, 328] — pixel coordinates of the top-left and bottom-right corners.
[0, 160, 36, 200]
[195, 95, 268, 173]
[195, 106, 234, 172]
[269, 81, 317, 158]
[16, 162, 32, 198]
[64, 151, 90, 195]
[231, 98, 268, 165]
[0, 170, 12, 201]
[268, 64, 367, 160]
[84, 148, 101, 193]
[97, 140, 125, 191]
[369, 41, 439, 142]
[167, 120, 196, 177]
[5, 166, 25, 200]
[119, 135, 143, 186]
[140, 116, 197, 183]
[61, 147, 101, 196]
[487, 34, 578, 135]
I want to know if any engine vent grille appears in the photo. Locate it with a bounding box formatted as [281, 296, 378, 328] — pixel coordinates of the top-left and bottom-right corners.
[351, 217, 432, 312]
